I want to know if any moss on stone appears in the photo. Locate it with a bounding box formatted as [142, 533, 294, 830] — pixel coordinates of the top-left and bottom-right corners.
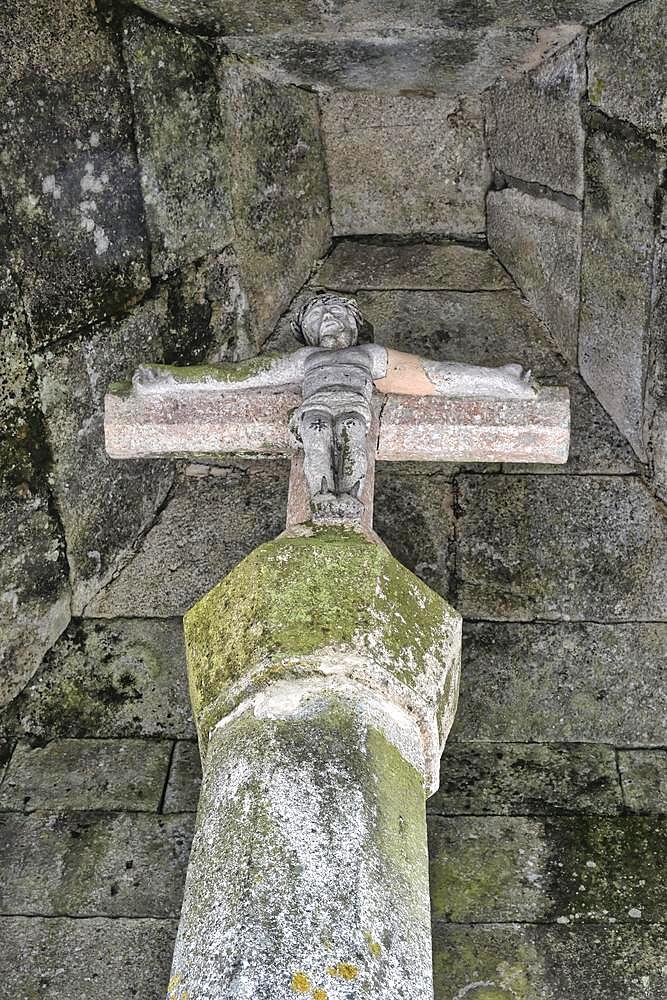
[183, 526, 459, 747]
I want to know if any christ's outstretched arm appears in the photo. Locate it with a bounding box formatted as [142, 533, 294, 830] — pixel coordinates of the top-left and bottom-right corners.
[373, 348, 537, 400]
[131, 349, 312, 395]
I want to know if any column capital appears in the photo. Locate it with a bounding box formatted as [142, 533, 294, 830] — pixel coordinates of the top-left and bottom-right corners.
[184, 525, 461, 794]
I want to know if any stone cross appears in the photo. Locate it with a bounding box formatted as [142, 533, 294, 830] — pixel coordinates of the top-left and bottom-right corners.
[104, 294, 570, 1000]
[105, 292, 569, 533]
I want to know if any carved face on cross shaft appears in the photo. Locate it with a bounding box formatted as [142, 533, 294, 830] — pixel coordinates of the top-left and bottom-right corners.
[294, 295, 361, 350]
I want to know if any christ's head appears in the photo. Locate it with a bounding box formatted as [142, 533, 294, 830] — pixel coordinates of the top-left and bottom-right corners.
[292, 294, 363, 350]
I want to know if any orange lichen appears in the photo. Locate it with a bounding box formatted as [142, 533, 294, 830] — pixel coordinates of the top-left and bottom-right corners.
[291, 972, 312, 993]
[313, 990, 328, 1000]
[327, 962, 359, 981]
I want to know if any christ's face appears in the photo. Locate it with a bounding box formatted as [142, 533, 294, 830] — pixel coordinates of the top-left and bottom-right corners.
[301, 300, 358, 350]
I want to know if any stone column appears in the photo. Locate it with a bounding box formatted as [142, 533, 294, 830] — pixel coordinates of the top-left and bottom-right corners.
[168, 526, 461, 1000]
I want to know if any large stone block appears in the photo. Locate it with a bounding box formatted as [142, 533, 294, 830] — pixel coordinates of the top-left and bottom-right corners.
[430, 742, 623, 816]
[429, 816, 548, 922]
[0, 738, 172, 812]
[0, 811, 194, 917]
[485, 36, 586, 198]
[588, 0, 667, 140]
[2, 619, 193, 741]
[487, 188, 582, 364]
[618, 750, 667, 815]
[86, 464, 289, 618]
[430, 814, 666, 925]
[0, 479, 70, 708]
[645, 202, 667, 500]
[356, 289, 565, 377]
[35, 299, 175, 613]
[315, 240, 514, 292]
[219, 59, 330, 346]
[548, 816, 666, 924]
[432, 922, 667, 1000]
[219, 19, 619, 97]
[0, 0, 149, 343]
[321, 93, 489, 236]
[128, 1, 627, 36]
[163, 740, 201, 813]
[123, 15, 235, 277]
[450, 623, 667, 745]
[0, 916, 177, 1000]
[374, 471, 454, 599]
[0, 210, 71, 707]
[579, 123, 662, 460]
[456, 474, 667, 621]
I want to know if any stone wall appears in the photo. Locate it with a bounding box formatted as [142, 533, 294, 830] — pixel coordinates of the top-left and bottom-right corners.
[0, 1, 330, 704]
[486, 0, 666, 499]
[1, 2, 666, 997]
[2, 241, 665, 998]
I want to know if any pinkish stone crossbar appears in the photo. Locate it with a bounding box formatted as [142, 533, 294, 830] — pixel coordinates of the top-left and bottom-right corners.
[105, 382, 569, 465]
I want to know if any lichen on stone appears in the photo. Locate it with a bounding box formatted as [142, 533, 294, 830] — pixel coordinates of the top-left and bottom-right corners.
[183, 525, 461, 762]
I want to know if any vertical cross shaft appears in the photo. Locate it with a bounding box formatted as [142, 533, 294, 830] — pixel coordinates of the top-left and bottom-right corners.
[167, 529, 461, 1000]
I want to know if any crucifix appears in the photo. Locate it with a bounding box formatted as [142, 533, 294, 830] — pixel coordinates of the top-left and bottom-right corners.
[106, 292, 569, 531]
[104, 294, 569, 1000]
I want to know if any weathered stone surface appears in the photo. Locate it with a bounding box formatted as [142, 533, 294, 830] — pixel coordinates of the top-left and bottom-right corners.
[432, 922, 667, 1000]
[588, 0, 667, 140]
[105, 381, 300, 459]
[0, 811, 193, 917]
[174, 693, 436, 999]
[379, 388, 570, 466]
[450, 623, 667, 745]
[430, 815, 665, 925]
[0, 0, 149, 343]
[434, 822, 664, 923]
[0, 916, 177, 999]
[0, 738, 171, 812]
[0, 479, 70, 708]
[221, 24, 606, 97]
[430, 742, 622, 816]
[123, 15, 234, 277]
[162, 250, 254, 363]
[315, 240, 514, 292]
[0, 211, 71, 706]
[163, 741, 201, 813]
[35, 299, 175, 613]
[503, 373, 637, 475]
[486, 36, 586, 197]
[86, 464, 289, 618]
[549, 816, 666, 924]
[130, 1, 628, 36]
[219, 58, 330, 346]
[356, 290, 565, 377]
[579, 123, 662, 460]
[645, 200, 667, 500]
[0, 740, 11, 784]
[1, 619, 193, 741]
[618, 750, 667, 814]
[321, 93, 488, 236]
[184, 527, 461, 786]
[375, 471, 455, 599]
[487, 188, 582, 364]
[429, 816, 548, 922]
[0, 220, 35, 437]
[456, 475, 667, 621]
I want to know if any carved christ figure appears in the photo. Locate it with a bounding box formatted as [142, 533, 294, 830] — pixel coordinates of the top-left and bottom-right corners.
[134, 293, 537, 520]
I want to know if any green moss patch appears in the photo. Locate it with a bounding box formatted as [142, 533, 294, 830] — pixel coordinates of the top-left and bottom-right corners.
[184, 526, 459, 746]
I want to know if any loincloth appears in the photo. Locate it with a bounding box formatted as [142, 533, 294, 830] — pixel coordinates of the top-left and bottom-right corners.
[291, 389, 372, 438]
